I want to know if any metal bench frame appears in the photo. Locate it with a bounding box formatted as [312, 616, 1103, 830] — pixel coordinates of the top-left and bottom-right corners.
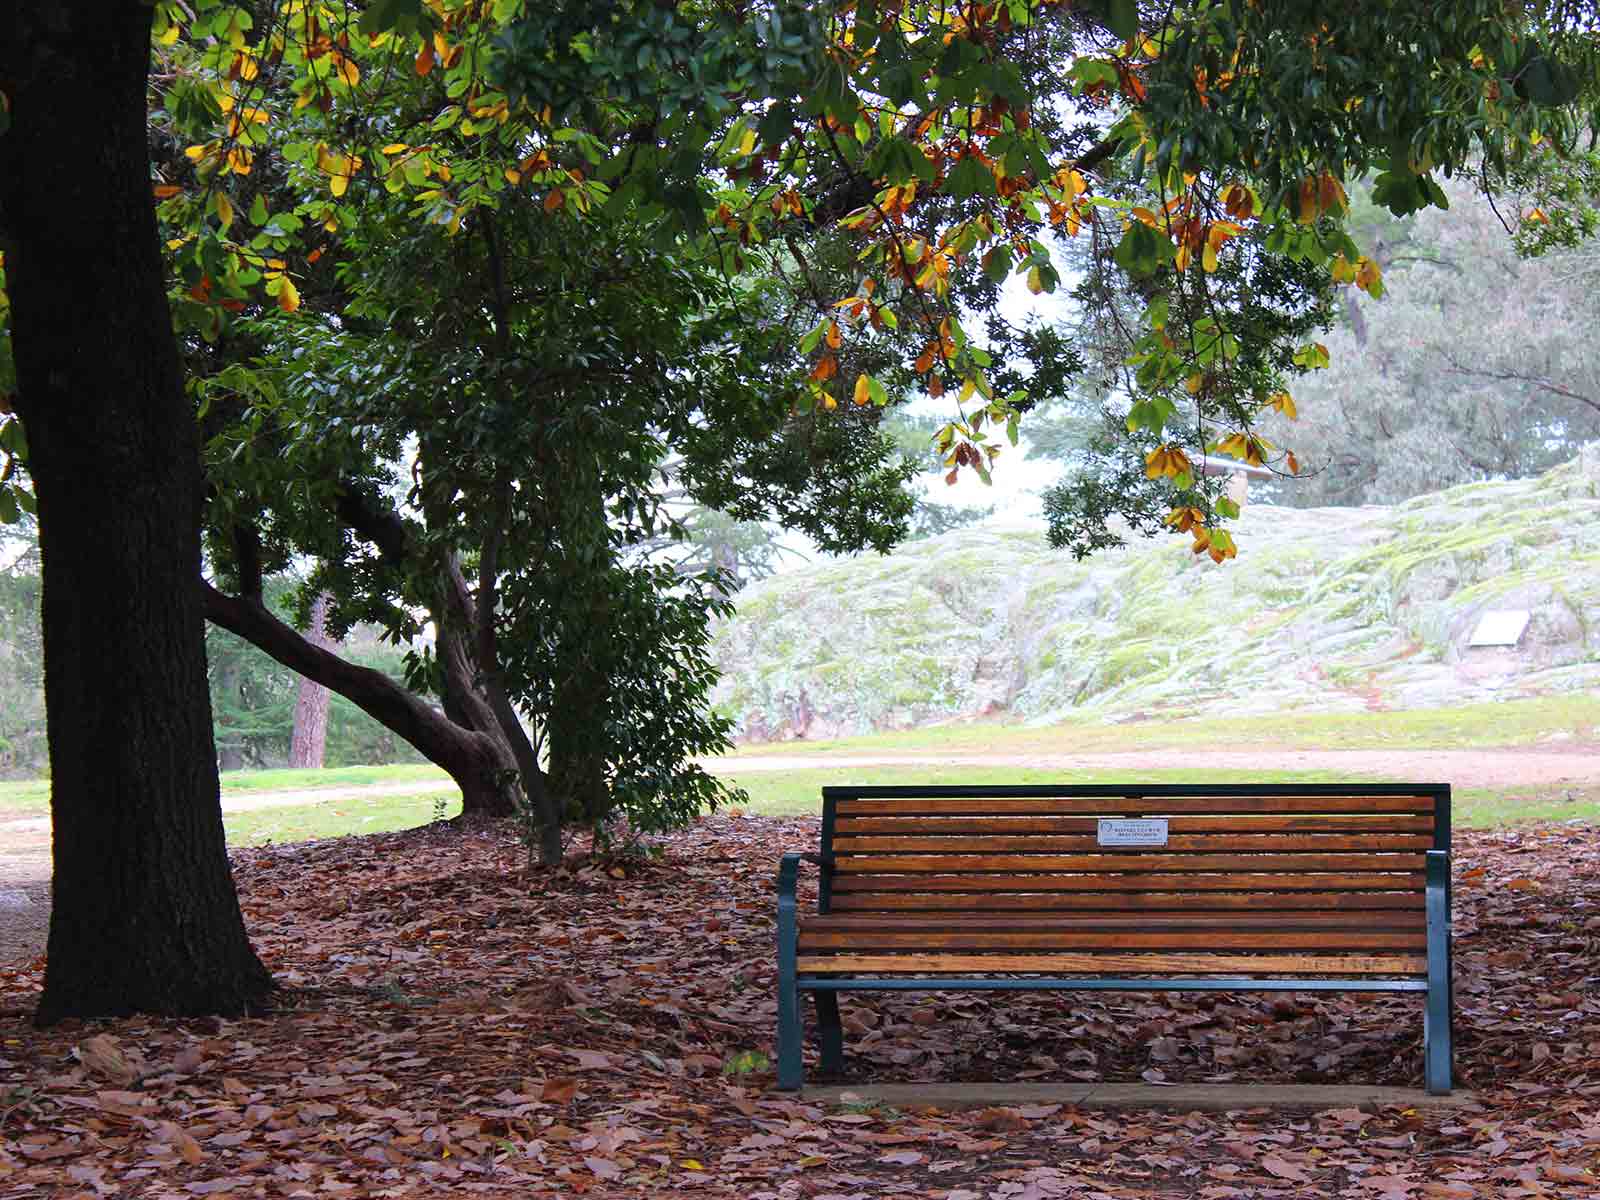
[776, 784, 1453, 1093]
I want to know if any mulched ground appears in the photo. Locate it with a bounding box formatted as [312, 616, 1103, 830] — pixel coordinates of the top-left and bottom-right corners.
[1, 815, 1597, 1198]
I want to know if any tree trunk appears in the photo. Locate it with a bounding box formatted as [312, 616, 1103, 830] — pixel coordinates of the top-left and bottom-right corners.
[444, 551, 562, 862]
[287, 591, 334, 769]
[0, 4, 272, 1022]
[435, 621, 522, 818]
[202, 584, 519, 817]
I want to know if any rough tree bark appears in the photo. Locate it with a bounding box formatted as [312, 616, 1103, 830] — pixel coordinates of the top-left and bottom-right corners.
[287, 591, 334, 769]
[0, 3, 273, 1022]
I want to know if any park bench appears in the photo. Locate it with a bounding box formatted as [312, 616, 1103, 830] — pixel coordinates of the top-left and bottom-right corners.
[776, 784, 1453, 1094]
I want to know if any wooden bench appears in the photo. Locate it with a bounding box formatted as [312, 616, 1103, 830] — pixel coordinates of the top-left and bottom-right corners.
[776, 784, 1453, 1093]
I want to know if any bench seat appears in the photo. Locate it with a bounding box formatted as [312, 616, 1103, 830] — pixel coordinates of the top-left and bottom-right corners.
[775, 784, 1453, 1093]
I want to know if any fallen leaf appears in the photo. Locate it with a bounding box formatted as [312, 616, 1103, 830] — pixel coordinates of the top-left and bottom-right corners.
[77, 1034, 138, 1086]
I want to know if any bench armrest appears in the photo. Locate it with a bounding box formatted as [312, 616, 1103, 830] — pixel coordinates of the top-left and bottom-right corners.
[777, 851, 833, 902]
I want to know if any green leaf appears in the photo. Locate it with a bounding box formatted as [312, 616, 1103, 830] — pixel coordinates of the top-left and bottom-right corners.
[1113, 222, 1173, 276]
[945, 155, 996, 198]
[0, 487, 18, 525]
[1105, 0, 1139, 41]
[249, 194, 268, 225]
[359, 0, 427, 36]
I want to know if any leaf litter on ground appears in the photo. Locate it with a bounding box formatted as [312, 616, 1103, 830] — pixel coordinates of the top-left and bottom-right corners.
[0, 816, 1598, 1197]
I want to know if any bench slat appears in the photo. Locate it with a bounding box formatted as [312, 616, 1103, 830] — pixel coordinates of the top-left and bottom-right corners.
[794, 953, 1430, 975]
[828, 891, 1427, 911]
[832, 872, 1424, 892]
[833, 796, 1436, 816]
[804, 913, 1426, 929]
[832, 834, 1433, 853]
[798, 931, 1427, 951]
[834, 815, 1440, 834]
[833, 853, 1427, 873]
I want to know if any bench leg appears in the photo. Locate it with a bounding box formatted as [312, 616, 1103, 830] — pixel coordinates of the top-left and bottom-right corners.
[1424, 849, 1453, 1095]
[1424, 979, 1452, 1095]
[814, 991, 843, 1076]
[777, 981, 804, 1090]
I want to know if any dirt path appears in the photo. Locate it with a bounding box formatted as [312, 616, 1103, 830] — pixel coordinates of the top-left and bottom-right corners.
[3, 744, 1595, 966]
[0, 780, 456, 967]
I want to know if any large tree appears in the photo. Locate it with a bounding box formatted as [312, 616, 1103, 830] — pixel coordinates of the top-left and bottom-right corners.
[0, 3, 271, 1022]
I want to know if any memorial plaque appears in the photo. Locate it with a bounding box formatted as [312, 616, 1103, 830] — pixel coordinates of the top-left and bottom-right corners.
[1097, 818, 1169, 847]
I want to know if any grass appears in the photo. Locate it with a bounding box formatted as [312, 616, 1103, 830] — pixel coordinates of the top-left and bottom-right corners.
[219, 763, 450, 793]
[225, 791, 463, 847]
[3, 695, 1598, 844]
[723, 766, 1600, 829]
[719, 693, 1600, 757]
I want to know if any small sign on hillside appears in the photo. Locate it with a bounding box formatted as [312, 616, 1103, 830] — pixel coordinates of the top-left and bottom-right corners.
[1468, 609, 1531, 648]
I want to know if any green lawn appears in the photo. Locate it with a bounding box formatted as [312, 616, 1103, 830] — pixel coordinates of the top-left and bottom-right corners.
[3, 695, 1596, 846]
[719, 693, 1600, 757]
[225, 791, 463, 847]
[723, 766, 1600, 829]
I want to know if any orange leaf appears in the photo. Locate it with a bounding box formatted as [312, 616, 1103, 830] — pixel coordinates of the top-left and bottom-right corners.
[416, 38, 435, 76]
[276, 276, 301, 314]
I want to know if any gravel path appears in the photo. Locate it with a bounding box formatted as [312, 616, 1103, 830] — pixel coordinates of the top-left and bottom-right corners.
[4, 744, 1596, 966]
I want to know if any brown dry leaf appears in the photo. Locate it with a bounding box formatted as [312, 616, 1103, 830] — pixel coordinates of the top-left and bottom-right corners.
[77, 1034, 138, 1086]
[878, 1149, 926, 1165]
[973, 1106, 1030, 1132]
[1259, 1153, 1310, 1182]
[156, 1120, 205, 1165]
[542, 1077, 578, 1102]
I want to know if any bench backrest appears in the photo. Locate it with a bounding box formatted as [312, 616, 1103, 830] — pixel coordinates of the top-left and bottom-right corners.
[819, 784, 1449, 916]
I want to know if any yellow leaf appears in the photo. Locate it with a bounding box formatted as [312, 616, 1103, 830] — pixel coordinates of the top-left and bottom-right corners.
[158, 20, 180, 46]
[276, 276, 300, 314]
[334, 55, 361, 87]
[1026, 266, 1043, 294]
[1201, 241, 1218, 272]
[214, 192, 234, 228]
[329, 173, 349, 198]
[382, 143, 409, 155]
[680, 1160, 705, 1171]
[1185, 373, 1203, 395]
[227, 148, 253, 175]
[184, 144, 209, 161]
[1268, 391, 1297, 420]
[853, 374, 871, 406]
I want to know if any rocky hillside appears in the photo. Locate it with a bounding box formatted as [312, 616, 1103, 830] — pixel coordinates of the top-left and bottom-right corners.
[711, 452, 1600, 741]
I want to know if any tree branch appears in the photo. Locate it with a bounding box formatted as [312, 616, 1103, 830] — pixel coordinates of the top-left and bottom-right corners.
[1441, 356, 1600, 416]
